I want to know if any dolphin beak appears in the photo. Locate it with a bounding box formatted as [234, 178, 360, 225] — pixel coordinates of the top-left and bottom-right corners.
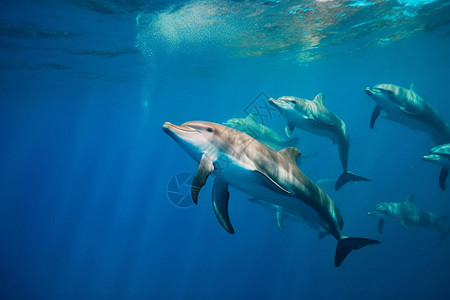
[365, 87, 375, 96]
[423, 154, 440, 161]
[268, 98, 282, 116]
[365, 87, 385, 96]
[162, 122, 197, 136]
[162, 122, 173, 134]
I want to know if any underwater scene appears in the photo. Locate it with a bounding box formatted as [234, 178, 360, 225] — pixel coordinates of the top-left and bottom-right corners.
[1, 0, 450, 299]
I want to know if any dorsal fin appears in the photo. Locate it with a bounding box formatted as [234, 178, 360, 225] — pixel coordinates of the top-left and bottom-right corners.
[313, 93, 325, 105]
[410, 83, 416, 92]
[279, 147, 301, 165]
[245, 113, 256, 121]
[405, 193, 415, 203]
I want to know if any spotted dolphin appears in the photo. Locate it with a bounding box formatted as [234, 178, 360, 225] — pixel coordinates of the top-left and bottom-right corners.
[368, 194, 449, 239]
[223, 114, 299, 151]
[365, 83, 450, 144]
[268, 93, 371, 190]
[423, 143, 450, 191]
[163, 120, 379, 267]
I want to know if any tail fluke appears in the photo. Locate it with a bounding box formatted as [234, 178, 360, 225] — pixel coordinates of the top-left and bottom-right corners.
[335, 237, 380, 267]
[335, 171, 371, 191]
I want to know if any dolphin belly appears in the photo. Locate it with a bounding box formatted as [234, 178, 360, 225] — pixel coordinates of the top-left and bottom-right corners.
[293, 118, 338, 141]
[218, 163, 325, 233]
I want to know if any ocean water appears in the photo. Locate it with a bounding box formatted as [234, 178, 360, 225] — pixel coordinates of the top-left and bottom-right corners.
[1, 0, 450, 299]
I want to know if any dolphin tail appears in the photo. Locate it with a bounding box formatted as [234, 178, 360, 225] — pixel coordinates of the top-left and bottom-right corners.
[335, 171, 371, 191]
[335, 237, 380, 267]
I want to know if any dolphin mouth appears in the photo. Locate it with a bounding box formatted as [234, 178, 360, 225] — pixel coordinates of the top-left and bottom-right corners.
[365, 87, 382, 96]
[423, 154, 441, 161]
[162, 122, 197, 135]
[268, 98, 283, 115]
[268, 97, 278, 107]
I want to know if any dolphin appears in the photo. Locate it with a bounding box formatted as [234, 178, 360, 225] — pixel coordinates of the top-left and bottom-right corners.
[248, 198, 330, 238]
[268, 93, 371, 190]
[223, 114, 299, 151]
[365, 83, 450, 144]
[423, 143, 450, 191]
[368, 194, 449, 239]
[163, 120, 379, 267]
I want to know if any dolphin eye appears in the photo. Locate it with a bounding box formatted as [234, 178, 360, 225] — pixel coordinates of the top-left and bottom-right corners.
[290, 100, 296, 104]
[207, 128, 213, 132]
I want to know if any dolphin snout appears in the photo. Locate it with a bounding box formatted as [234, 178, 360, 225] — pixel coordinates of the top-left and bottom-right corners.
[268, 98, 282, 114]
[423, 154, 439, 161]
[365, 87, 374, 96]
[162, 122, 173, 134]
[162, 122, 196, 136]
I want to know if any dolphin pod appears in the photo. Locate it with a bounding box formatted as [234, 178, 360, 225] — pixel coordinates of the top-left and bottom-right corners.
[162, 82, 449, 267]
[163, 121, 379, 267]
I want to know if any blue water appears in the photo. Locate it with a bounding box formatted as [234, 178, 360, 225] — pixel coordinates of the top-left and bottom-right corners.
[1, 0, 450, 299]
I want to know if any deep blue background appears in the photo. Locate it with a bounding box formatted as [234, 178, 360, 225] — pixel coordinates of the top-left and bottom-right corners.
[1, 1, 450, 299]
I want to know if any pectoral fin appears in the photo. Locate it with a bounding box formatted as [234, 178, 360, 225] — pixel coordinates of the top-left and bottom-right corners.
[285, 122, 295, 139]
[212, 179, 234, 234]
[255, 170, 290, 194]
[440, 168, 448, 191]
[191, 156, 214, 204]
[378, 219, 385, 233]
[370, 105, 382, 129]
[400, 219, 410, 231]
[276, 212, 285, 233]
